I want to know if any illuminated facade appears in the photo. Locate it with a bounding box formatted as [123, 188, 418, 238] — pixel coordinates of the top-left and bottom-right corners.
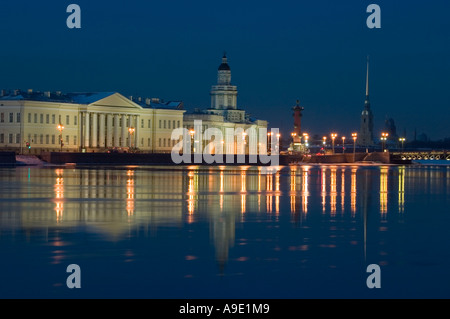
[0, 90, 185, 153]
[183, 54, 268, 154]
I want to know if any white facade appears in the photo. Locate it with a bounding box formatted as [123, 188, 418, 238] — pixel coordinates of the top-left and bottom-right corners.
[0, 91, 184, 154]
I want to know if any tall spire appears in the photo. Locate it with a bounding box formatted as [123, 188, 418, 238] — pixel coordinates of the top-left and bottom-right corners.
[366, 55, 370, 97]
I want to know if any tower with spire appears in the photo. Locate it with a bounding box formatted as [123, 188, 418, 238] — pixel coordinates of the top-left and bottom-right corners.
[358, 56, 374, 147]
[210, 52, 238, 110]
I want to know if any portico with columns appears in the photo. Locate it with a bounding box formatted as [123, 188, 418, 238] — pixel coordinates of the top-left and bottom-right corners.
[78, 92, 184, 152]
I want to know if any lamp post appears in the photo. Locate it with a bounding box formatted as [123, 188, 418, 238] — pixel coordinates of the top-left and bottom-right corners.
[303, 133, 309, 149]
[57, 123, 64, 152]
[342, 136, 346, 153]
[128, 127, 135, 149]
[399, 137, 406, 152]
[189, 129, 195, 153]
[267, 132, 272, 154]
[331, 133, 337, 154]
[381, 132, 389, 152]
[352, 133, 357, 155]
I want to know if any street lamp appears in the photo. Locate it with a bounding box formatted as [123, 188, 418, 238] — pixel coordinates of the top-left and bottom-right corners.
[303, 133, 309, 148]
[381, 132, 389, 152]
[128, 127, 135, 149]
[189, 129, 195, 152]
[342, 136, 346, 153]
[352, 133, 358, 155]
[57, 123, 64, 152]
[399, 137, 406, 151]
[331, 133, 337, 154]
[267, 132, 272, 153]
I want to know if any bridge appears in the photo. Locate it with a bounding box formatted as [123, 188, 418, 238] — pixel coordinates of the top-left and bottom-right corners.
[390, 151, 450, 161]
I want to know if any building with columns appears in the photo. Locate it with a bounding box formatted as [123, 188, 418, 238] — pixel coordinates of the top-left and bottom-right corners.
[0, 89, 184, 154]
[183, 53, 268, 154]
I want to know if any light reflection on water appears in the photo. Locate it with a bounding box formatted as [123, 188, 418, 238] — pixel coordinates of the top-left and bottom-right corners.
[0, 164, 449, 298]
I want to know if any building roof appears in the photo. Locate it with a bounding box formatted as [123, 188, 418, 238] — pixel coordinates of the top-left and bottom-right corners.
[0, 89, 183, 110]
[0, 89, 116, 104]
[218, 53, 231, 71]
[136, 99, 184, 110]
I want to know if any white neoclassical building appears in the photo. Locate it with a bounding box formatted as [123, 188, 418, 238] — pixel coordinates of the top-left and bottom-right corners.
[183, 54, 268, 154]
[0, 89, 185, 154]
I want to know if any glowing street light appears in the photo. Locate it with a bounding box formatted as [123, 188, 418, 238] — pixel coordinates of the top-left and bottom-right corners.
[291, 132, 297, 141]
[128, 127, 135, 148]
[399, 137, 406, 151]
[57, 123, 64, 152]
[267, 132, 272, 153]
[303, 133, 309, 148]
[331, 133, 337, 154]
[342, 136, 346, 153]
[352, 133, 358, 155]
[189, 129, 195, 152]
[381, 132, 389, 152]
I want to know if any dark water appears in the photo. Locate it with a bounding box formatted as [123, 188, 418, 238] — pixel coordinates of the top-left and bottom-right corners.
[0, 164, 449, 299]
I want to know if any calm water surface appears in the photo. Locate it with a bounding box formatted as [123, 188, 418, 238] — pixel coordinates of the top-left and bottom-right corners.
[0, 164, 449, 298]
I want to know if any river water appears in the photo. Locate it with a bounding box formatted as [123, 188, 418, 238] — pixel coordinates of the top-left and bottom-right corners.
[0, 164, 449, 298]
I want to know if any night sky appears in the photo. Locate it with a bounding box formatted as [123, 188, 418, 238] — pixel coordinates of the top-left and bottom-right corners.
[0, 0, 449, 140]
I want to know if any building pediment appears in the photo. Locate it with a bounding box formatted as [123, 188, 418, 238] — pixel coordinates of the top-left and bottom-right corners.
[85, 92, 142, 110]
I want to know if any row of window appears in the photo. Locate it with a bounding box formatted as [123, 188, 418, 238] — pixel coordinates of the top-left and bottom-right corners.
[0, 112, 20, 123]
[159, 138, 178, 148]
[0, 133, 76, 146]
[0, 112, 182, 130]
[159, 120, 181, 130]
[26, 113, 77, 126]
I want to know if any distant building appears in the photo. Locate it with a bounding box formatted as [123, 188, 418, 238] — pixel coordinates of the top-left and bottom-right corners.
[358, 57, 374, 147]
[183, 53, 268, 154]
[0, 90, 184, 153]
[383, 117, 398, 140]
[288, 100, 306, 153]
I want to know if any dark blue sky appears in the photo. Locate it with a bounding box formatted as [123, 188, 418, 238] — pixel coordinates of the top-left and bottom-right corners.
[1, 0, 449, 140]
